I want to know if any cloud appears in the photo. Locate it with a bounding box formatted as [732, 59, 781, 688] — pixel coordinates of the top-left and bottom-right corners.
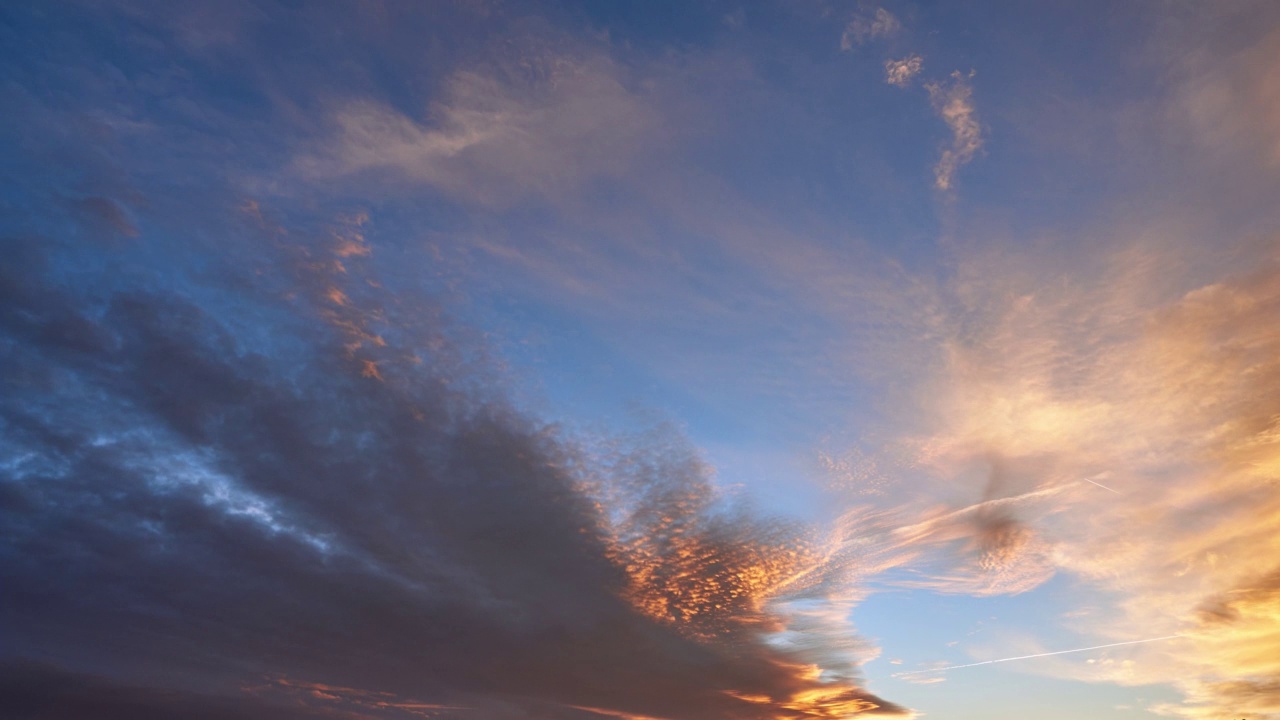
[873, 237, 1280, 718]
[297, 52, 660, 208]
[924, 71, 982, 190]
[0, 204, 910, 720]
[841, 8, 901, 50]
[883, 55, 922, 87]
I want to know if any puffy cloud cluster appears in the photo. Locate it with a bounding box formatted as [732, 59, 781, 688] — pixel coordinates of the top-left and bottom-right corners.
[883, 55, 922, 88]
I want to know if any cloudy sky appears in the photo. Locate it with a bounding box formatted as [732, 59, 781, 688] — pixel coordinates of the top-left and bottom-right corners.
[3, 2, 1279, 719]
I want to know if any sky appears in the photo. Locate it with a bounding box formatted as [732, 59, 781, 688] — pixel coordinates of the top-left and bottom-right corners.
[2, 1, 1279, 719]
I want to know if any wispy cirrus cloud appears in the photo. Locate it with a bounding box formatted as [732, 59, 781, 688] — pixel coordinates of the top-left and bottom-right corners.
[841, 8, 901, 50]
[297, 53, 660, 208]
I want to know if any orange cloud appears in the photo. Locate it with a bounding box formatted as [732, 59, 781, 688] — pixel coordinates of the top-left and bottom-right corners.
[583, 427, 913, 717]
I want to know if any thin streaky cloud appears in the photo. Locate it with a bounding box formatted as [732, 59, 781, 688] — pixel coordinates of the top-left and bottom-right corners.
[1083, 478, 1120, 494]
[892, 635, 1187, 677]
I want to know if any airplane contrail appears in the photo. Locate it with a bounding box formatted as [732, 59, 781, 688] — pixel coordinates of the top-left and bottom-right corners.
[1083, 477, 1120, 494]
[891, 635, 1184, 677]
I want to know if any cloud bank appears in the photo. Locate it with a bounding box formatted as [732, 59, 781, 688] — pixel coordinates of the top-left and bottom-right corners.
[298, 52, 660, 208]
[0, 207, 907, 719]
[883, 56, 923, 88]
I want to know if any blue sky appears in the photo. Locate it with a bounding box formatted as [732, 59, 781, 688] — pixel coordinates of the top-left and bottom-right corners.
[3, 2, 1280, 719]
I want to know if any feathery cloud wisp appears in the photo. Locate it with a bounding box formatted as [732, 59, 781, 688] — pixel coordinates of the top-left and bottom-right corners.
[298, 55, 659, 208]
[841, 8, 901, 50]
[925, 71, 982, 190]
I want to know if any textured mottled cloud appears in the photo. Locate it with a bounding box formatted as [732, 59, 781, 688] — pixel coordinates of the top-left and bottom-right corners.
[925, 71, 981, 190]
[883, 55, 922, 87]
[841, 8, 901, 50]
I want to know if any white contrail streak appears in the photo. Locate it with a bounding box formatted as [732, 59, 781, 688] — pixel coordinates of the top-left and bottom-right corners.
[891, 635, 1184, 677]
[1084, 477, 1120, 494]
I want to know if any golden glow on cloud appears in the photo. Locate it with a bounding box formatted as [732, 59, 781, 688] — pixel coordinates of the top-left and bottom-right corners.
[725, 678, 903, 719]
[874, 239, 1280, 717]
[585, 434, 911, 717]
[607, 515, 816, 640]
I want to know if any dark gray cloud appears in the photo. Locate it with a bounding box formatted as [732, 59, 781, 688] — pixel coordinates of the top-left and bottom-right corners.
[0, 219, 904, 719]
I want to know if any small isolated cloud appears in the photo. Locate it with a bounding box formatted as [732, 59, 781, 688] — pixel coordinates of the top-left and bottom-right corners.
[884, 55, 923, 87]
[925, 70, 982, 190]
[841, 8, 901, 50]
